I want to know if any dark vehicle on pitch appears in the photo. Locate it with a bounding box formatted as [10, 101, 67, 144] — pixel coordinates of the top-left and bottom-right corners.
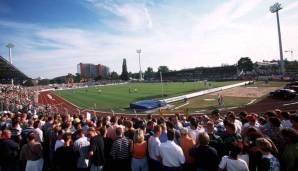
[285, 81, 298, 92]
[285, 85, 298, 93]
[270, 89, 296, 99]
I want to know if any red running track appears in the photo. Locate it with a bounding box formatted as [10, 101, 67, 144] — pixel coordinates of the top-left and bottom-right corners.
[38, 91, 80, 115]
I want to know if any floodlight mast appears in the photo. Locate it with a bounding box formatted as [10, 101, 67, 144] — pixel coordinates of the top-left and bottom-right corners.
[6, 43, 14, 64]
[136, 49, 143, 80]
[270, 2, 285, 75]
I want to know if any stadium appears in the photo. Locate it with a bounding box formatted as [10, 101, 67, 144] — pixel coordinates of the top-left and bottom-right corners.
[1, 1, 298, 171]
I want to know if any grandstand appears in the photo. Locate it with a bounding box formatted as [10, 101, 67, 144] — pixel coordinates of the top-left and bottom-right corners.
[0, 56, 30, 84]
[162, 65, 238, 81]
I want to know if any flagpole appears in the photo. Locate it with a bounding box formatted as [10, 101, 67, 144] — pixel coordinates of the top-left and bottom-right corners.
[160, 71, 164, 97]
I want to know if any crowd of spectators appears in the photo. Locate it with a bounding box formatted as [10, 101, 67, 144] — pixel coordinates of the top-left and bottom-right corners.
[0, 84, 298, 171]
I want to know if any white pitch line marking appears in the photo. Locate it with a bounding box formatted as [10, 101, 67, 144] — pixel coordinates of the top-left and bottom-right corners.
[283, 101, 298, 106]
[175, 102, 189, 109]
[247, 99, 256, 105]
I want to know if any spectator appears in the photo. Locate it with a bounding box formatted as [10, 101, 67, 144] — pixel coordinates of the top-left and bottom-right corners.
[242, 114, 260, 130]
[179, 127, 195, 171]
[205, 121, 224, 157]
[188, 117, 204, 143]
[131, 129, 149, 171]
[159, 129, 185, 171]
[54, 130, 64, 151]
[239, 111, 248, 125]
[54, 132, 76, 171]
[74, 129, 90, 171]
[148, 125, 162, 171]
[280, 128, 298, 171]
[261, 112, 277, 132]
[212, 112, 225, 136]
[280, 112, 292, 128]
[227, 112, 242, 134]
[10, 118, 22, 143]
[190, 132, 219, 171]
[145, 121, 155, 140]
[222, 121, 242, 154]
[110, 127, 130, 171]
[242, 127, 264, 171]
[290, 114, 298, 131]
[20, 113, 28, 130]
[98, 126, 112, 171]
[263, 117, 282, 149]
[72, 121, 82, 140]
[124, 120, 135, 140]
[20, 132, 44, 171]
[159, 124, 168, 143]
[181, 116, 190, 127]
[34, 120, 43, 143]
[106, 116, 118, 140]
[0, 129, 20, 171]
[218, 143, 249, 171]
[21, 119, 35, 143]
[88, 127, 105, 171]
[173, 115, 183, 130]
[255, 138, 280, 171]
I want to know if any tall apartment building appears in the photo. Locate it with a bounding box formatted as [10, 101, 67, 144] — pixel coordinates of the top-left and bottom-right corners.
[77, 63, 110, 80]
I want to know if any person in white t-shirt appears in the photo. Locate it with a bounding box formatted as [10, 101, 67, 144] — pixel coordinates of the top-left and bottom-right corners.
[219, 143, 249, 171]
[242, 114, 260, 135]
[159, 129, 185, 170]
[73, 129, 90, 169]
[187, 117, 204, 143]
[227, 112, 242, 134]
[280, 112, 292, 128]
[54, 130, 64, 151]
[148, 125, 162, 171]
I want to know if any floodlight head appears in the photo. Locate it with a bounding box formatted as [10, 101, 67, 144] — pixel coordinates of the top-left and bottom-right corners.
[136, 49, 141, 53]
[6, 43, 14, 48]
[270, 2, 282, 13]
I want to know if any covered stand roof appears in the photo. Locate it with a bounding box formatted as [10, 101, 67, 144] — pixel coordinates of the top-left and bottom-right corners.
[0, 56, 29, 82]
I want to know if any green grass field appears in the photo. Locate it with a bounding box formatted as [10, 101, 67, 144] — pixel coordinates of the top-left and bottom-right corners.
[55, 81, 240, 112]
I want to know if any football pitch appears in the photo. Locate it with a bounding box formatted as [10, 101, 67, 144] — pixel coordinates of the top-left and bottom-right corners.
[55, 81, 240, 112]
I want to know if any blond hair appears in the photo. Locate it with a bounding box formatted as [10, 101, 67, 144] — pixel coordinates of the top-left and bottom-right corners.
[256, 138, 272, 152]
[198, 132, 210, 146]
[133, 129, 144, 143]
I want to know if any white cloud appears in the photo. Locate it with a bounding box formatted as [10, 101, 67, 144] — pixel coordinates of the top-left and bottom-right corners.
[86, 0, 153, 31]
[283, 1, 298, 12]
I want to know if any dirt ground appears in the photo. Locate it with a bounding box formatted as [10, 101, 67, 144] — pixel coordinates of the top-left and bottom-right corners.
[210, 86, 279, 98]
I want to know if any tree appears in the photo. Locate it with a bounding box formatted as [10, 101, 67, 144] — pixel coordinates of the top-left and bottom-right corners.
[131, 73, 139, 79]
[120, 58, 129, 80]
[157, 66, 170, 73]
[128, 72, 133, 79]
[23, 79, 34, 87]
[237, 57, 253, 72]
[74, 73, 81, 83]
[65, 73, 74, 83]
[144, 67, 155, 80]
[94, 75, 102, 81]
[38, 79, 50, 85]
[110, 71, 119, 80]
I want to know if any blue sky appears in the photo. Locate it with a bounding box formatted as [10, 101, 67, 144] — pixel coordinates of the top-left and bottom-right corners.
[0, 0, 298, 79]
